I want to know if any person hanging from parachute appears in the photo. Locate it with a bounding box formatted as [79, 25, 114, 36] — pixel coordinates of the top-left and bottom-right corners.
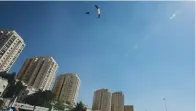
[85, 5, 101, 18]
[95, 5, 101, 18]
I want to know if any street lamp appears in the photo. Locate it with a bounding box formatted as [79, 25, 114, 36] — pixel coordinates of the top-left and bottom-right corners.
[163, 98, 168, 111]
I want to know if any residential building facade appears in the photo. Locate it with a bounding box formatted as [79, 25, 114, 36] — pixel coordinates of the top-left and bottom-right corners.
[17, 56, 58, 90]
[52, 73, 80, 105]
[124, 105, 134, 111]
[111, 92, 124, 111]
[0, 30, 25, 72]
[92, 89, 112, 111]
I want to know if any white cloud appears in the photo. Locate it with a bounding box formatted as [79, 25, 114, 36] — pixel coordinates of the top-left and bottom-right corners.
[125, 36, 151, 56]
[169, 13, 176, 20]
[169, 11, 180, 20]
[124, 43, 139, 57]
[133, 44, 139, 49]
[142, 36, 151, 41]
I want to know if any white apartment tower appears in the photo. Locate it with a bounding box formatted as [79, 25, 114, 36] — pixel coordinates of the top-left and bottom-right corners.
[0, 30, 25, 72]
[111, 92, 124, 111]
[52, 73, 80, 105]
[92, 89, 112, 111]
[17, 56, 58, 90]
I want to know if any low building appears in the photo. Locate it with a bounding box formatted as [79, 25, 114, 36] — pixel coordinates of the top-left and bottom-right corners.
[124, 105, 134, 111]
[0, 77, 8, 96]
[87, 109, 102, 111]
[14, 102, 49, 111]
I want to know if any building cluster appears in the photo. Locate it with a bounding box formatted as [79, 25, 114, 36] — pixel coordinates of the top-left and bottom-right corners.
[0, 30, 80, 105]
[91, 89, 134, 111]
[0, 30, 134, 111]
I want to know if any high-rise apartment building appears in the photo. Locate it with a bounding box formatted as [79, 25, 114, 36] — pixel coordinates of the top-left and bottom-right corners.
[17, 56, 58, 90]
[92, 89, 112, 111]
[111, 92, 124, 111]
[52, 73, 80, 105]
[0, 30, 25, 72]
[124, 105, 134, 111]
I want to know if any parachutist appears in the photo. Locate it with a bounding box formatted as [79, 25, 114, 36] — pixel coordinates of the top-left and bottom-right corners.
[85, 5, 101, 18]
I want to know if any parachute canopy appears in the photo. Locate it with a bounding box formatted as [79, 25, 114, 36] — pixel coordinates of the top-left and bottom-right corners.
[95, 5, 101, 18]
[85, 12, 90, 15]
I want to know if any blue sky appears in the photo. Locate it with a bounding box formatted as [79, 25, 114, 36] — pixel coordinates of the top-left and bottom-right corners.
[0, 1, 195, 111]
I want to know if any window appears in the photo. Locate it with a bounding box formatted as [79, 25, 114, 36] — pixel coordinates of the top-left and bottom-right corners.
[5, 44, 9, 48]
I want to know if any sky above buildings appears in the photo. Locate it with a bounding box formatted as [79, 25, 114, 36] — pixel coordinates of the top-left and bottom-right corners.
[0, 1, 195, 111]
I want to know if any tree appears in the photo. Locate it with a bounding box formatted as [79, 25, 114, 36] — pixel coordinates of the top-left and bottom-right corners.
[53, 101, 66, 111]
[3, 81, 16, 98]
[65, 101, 74, 111]
[23, 90, 54, 108]
[0, 99, 4, 108]
[71, 101, 87, 111]
[42, 90, 54, 104]
[0, 71, 16, 83]
[3, 80, 25, 98]
[0, 72, 24, 98]
[23, 94, 37, 105]
[14, 81, 25, 96]
[53, 101, 74, 111]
